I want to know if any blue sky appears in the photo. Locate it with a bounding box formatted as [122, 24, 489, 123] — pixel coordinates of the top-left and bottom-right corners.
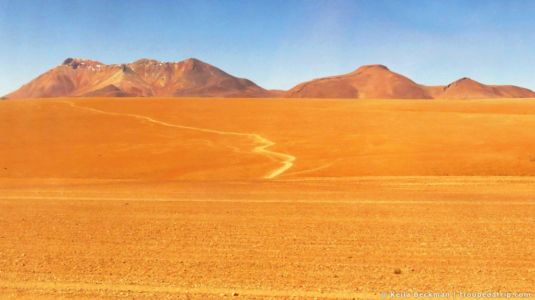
[1, 0, 535, 95]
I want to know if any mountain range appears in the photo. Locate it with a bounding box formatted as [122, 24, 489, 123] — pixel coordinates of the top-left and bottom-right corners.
[5, 58, 535, 99]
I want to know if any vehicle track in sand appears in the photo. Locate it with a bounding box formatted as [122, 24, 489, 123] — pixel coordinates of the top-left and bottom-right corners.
[60, 100, 295, 179]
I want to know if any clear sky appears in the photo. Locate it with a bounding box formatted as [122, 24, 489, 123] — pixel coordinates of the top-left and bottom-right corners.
[1, 0, 535, 95]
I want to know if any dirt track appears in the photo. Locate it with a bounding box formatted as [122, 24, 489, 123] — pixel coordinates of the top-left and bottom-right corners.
[62, 101, 295, 179]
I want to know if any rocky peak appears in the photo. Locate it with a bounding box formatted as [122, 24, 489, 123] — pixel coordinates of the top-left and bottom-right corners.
[354, 64, 390, 73]
[62, 58, 102, 69]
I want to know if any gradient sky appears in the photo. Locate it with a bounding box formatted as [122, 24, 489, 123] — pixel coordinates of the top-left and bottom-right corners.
[1, 0, 535, 95]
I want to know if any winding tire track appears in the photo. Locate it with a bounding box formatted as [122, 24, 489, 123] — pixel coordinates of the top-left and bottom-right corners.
[60, 101, 295, 179]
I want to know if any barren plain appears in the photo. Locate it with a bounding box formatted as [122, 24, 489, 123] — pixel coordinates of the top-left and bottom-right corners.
[1, 98, 535, 299]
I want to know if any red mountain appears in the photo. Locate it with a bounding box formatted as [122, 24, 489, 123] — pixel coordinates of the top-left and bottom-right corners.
[6, 58, 271, 99]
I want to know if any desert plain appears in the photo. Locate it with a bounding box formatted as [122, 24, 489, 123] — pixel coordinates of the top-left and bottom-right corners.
[1, 98, 535, 299]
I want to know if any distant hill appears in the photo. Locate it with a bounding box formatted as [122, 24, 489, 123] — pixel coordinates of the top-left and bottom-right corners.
[425, 77, 535, 99]
[286, 65, 432, 99]
[286, 65, 535, 99]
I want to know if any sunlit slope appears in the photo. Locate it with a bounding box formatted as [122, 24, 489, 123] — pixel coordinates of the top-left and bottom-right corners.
[0, 100, 274, 180]
[3, 97, 535, 180]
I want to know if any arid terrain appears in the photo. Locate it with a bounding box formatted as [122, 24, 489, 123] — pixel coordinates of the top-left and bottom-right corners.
[1, 98, 535, 299]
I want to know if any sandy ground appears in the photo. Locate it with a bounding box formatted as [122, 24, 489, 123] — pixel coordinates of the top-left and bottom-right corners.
[1, 98, 535, 298]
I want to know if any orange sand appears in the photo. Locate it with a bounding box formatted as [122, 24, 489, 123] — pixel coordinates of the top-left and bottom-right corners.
[1, 98, 534, 298]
